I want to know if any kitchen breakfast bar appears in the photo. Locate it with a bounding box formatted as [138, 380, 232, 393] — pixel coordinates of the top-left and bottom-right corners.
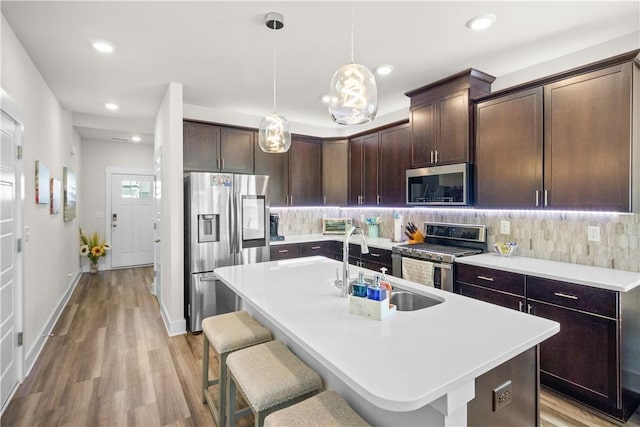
[214, 256, 559, 426]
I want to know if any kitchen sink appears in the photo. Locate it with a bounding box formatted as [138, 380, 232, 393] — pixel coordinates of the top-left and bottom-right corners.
[390, 290, 442, 311]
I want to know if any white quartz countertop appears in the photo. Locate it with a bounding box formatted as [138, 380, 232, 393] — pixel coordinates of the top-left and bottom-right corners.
[456, 253, 640, 293]
[271, 233, 401, 250]
[214, 256, 558, 412]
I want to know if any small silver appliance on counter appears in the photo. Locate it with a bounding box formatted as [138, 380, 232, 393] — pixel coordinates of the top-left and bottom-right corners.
[392, 222, 486, 292]
[184, 172, 270, 332]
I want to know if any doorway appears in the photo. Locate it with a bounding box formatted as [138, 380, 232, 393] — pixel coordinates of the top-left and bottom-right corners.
[0, 106, 23, 414]
[107, 170, 154, 268]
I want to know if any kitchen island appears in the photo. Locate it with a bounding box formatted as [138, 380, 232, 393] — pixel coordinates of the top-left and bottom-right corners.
[214, 256, 559, 426]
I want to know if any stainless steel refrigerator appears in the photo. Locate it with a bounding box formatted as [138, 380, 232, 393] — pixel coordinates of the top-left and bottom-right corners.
[184, 172, 270, 332]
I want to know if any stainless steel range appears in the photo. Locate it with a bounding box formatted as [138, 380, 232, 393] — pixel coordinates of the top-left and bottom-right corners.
[391, 222, 486, 292]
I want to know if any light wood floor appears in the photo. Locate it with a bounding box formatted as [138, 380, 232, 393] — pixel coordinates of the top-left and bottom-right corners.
[2, 266, 639, 426]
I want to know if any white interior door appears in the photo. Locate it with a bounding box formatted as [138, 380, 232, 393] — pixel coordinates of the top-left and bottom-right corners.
[110, 173, 154, 268]
[152, 151, 161, 297]
[0, 112, 20, 412]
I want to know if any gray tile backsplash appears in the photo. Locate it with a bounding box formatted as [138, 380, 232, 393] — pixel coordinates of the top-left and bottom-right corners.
[271, 208, 640, 272]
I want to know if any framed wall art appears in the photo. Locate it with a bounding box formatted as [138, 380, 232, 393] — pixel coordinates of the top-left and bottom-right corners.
[50, 178, 61, 214]
[35, 160, 50, 204]
[63, 166, 76, 221]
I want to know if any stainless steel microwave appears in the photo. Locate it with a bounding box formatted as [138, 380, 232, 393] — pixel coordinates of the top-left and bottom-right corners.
[406, 163, 471, 206]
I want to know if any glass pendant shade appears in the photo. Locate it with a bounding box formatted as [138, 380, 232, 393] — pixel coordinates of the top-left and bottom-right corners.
[329, 63, 378, 125]
[258, 113, 291, 153]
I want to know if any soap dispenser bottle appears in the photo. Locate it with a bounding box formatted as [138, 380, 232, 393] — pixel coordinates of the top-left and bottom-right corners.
[352, 272, 368, 298]
[379, 267, 392, 307]
[367, 274, 387, 301]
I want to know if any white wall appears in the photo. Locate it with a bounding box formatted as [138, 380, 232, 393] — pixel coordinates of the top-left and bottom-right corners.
[1, 15, 82, 371]
[79, 139, 153, 270]
[155, 82, 185, 335]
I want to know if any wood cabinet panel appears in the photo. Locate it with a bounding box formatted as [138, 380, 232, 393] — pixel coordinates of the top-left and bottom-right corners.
[456, 264, 525, 296]
[183, 121, 220, 172]
[378, 123, 410, 206]
[349, 138, 364, 205]
[322, 140, 348, 206]
[220, 127, 254, 174]
[531, 300, 619, 413]
[270, 243, 300, 260]
[456, 282, 525, 311]
[362, 133, 379, 205]
[410, 101, 435, 166]
[289, 137, 322, 206]
[299, 241, 334, 258]
[255, 135, 289, 206]
[544, 63, 632, 211]
[475, 88, 543, 208]
[436, 90, 469, 164]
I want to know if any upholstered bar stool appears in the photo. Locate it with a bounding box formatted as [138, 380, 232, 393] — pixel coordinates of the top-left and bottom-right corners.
[226, 340, 323, 427]
[202, 311, 272, 427]
[263, 390, 370, 427]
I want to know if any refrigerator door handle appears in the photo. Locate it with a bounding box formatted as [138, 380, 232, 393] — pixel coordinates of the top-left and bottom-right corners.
[228, 190, 234, 254]
[234, 193, 240, 254]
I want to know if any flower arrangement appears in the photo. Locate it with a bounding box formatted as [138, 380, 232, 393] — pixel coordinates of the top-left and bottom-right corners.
[80, 228, 111, 269]
[365, 217, 381, 226]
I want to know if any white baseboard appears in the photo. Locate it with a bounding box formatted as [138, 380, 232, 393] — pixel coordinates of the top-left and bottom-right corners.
[160, 300, 186, 336]
[24, 271, 82, 376]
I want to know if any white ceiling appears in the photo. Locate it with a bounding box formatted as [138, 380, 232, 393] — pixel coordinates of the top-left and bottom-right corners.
[2, 1, 639, 142]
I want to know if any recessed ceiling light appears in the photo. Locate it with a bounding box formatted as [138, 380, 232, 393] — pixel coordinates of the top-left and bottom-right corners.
[375, 65, 394, 76]
[131, 136, 141, 142]
[466, 13, 496, 31]
[105, 103, 119, 111]
[321, 95, 331, 104]
[93, 42, 114, 53]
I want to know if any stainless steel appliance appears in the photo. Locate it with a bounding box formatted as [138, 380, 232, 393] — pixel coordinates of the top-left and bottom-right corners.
[322, 217, 353, 235]
[184, 172, 270, 332]
[406, 163, 471, 206]
[392, 222, 486, 292]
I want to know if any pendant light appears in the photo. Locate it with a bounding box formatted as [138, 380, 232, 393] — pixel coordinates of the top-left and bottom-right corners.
[328, 8, 378, 125]
[259, 12, 291, 153]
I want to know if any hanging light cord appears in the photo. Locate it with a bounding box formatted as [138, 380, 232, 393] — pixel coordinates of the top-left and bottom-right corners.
[272, 19, 277, 113]
[350, 7, 354, 64]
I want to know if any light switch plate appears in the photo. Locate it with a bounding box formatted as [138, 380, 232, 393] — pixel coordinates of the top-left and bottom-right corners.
[500, 220, 510, 235]
[493, 380, 512, 412]
[587, 226, 600, 242]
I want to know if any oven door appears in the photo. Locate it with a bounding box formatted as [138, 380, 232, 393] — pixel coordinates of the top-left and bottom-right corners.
[391, 253, 454, 292]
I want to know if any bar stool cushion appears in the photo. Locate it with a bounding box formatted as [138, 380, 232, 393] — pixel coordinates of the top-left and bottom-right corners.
[264, 390, 370, 427]
[227, 340, 322, 412]
[202, 311, 272, 354]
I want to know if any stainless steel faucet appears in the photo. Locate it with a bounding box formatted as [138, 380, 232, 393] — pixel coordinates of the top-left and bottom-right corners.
[340, 225, 369, 298]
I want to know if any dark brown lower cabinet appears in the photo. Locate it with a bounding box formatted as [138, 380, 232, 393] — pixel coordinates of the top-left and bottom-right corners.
[528, 299, 619, 415]
[455, 263, 640, 421]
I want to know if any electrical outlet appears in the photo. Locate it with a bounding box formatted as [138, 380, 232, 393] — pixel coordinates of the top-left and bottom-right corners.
[493, 380, 513, 412]
[96, 211, 104, 218]
[500, 220, 510, 235]
[587, 226, 601, 242]
[360, 214, 365, 223]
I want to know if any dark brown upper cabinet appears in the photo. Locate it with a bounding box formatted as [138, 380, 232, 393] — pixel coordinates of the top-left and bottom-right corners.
[405, 69, 494, 168]
[349, 132, 379, 206]
[475, 50, 640, 212]
[183, 121, 254, 174]
[322, 139, 348, 206]
[378, 122, 411, 206]
[475, 88, 543, 208]
[254, 133, 289, 206]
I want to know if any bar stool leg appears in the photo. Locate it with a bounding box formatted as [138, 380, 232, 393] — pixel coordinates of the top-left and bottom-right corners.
[202, 337, 210, 404]
[219, 353, 228, 427]
[227, 371, 237, 427]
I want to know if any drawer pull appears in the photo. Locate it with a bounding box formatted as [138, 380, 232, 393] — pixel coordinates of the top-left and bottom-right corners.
[370, 253, 381, 257]
[278, 249, 289, 253]
[311, 246, 321, 250]
[477, 275, 494, 282]
[554, 292, 578, 300]
[527, 304, 533, 314]
[518, 301, 524, 312]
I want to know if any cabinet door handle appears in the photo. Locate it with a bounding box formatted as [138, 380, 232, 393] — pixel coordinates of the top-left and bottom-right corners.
[430, 151, 434, 163]
[311, 246, 321, 250]
[477, 275, 494, 282]
[535, 190, 539, 207]
[323, 196, 327, 205]
[527, 304, 533, 314]
[544, 190, 548, 207]
[277, 249, 289, 253]
[217, 158, 221, 170]
[221, 158, 224, 170]
[554, 292, 578, 300]
[518, 301, 524, 312]
[290, 196, 293, 205]
[435, 150, 438, 163]
[370, 253, 381, 257]
[377, 195, 380, 205]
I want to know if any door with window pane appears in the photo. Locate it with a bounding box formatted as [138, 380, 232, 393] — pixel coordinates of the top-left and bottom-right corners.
[110, 174, 154, 268]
